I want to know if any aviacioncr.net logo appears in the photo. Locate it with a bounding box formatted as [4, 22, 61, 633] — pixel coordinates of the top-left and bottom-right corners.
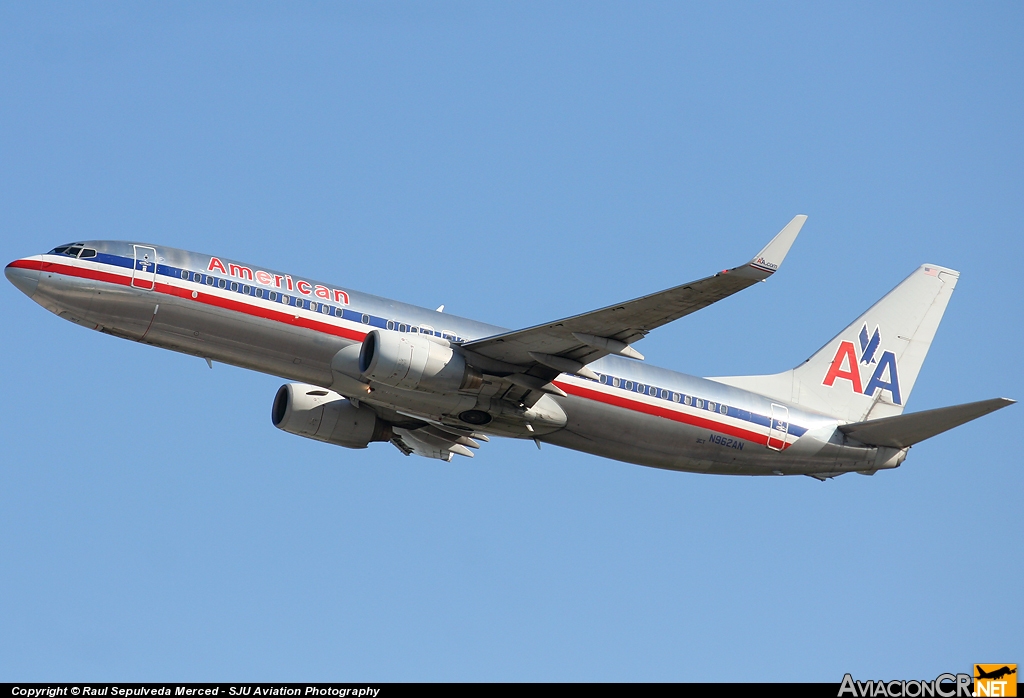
[974, 665, 1017, 697]
[838, 673, 972, 697]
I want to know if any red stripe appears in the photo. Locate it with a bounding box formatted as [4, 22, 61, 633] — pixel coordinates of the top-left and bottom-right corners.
[35, 261, 368, 342]
[554, 379, 788, 449]
[33, 260, 788, 448]
[8, 258, 45, 271]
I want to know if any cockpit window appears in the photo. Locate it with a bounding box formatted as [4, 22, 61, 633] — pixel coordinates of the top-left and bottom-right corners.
[48, 244, 98, 258]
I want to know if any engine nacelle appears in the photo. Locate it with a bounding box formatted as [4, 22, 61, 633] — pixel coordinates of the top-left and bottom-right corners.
[358, 330, 482, 393]
[272, 383, 391, 449]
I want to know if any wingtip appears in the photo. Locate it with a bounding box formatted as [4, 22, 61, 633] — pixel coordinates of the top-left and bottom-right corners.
[748, 215, 806, 274]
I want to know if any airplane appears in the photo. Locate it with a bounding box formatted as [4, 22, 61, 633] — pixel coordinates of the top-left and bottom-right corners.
[5, 216, 1014, 479]
[975, 666, 1016, 681]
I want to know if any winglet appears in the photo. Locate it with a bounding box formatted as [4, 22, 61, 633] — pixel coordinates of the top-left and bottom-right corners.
[747, 215, 807, 276]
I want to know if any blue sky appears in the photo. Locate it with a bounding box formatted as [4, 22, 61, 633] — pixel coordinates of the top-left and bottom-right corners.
[1, 2, 1021, 681]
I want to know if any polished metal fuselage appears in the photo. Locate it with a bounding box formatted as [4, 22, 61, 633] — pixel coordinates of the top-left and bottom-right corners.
[8, 241, 900, 477]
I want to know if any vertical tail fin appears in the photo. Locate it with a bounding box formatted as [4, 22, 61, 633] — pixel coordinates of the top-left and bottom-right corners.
[710, 265, 959, 422]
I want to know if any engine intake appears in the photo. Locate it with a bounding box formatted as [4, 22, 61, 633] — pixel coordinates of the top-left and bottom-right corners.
[358, 330, 482, 393]
[272, 383, 391, 449]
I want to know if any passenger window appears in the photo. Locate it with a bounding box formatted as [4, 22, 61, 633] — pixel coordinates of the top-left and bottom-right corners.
[269, 292, 277, 301]
[719, 404, 728, 415]
[218, 279, 226, 289]
[708, 402, 716, 412]
[386, 321, 395, 330]
[612, 377, 620, 388]
[230, 282, 238, 292]
[206, 276, 214, 286]
[695, 399, 704, 409]
[181, 270, 189, 279]
[672, 392, 680, 402]
[361, 314, 370, 324]
[683, 395, 692, 406]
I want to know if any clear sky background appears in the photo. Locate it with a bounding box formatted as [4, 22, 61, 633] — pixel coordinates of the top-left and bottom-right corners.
[1, 2, 1021, 682]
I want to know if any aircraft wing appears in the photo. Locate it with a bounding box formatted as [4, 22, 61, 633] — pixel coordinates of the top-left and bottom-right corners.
[462, 216, 806, 382]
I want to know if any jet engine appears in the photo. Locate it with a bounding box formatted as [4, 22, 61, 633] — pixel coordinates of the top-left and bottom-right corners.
[272, 383, 391, 449]
[358, 330, 482, 393]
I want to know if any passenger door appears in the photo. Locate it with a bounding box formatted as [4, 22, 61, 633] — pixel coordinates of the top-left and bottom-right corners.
[767, 403, 790, 450]
[132, 245, 158, 290]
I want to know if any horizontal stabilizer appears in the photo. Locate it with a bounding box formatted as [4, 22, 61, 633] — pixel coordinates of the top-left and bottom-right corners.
[838, 398, 1015, 448]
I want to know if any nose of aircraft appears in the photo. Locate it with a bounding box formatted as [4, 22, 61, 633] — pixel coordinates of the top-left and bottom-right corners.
[5, 256, 42, 298]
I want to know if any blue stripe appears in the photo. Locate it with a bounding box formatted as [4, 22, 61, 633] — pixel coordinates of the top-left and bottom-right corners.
[93, 252, 808, 440]
[93, 252, 467, 342]
[591, 372, 808, 438]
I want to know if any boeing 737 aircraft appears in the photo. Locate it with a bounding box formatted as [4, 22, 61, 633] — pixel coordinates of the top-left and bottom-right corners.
[5, 216, 1014, 479]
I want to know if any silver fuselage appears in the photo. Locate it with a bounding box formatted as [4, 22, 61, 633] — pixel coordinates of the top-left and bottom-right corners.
[6, 241, 904, 477]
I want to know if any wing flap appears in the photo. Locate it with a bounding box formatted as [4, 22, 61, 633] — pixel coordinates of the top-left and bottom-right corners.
[390, 421, 486, 460]
[838, 398, 1015, 448]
